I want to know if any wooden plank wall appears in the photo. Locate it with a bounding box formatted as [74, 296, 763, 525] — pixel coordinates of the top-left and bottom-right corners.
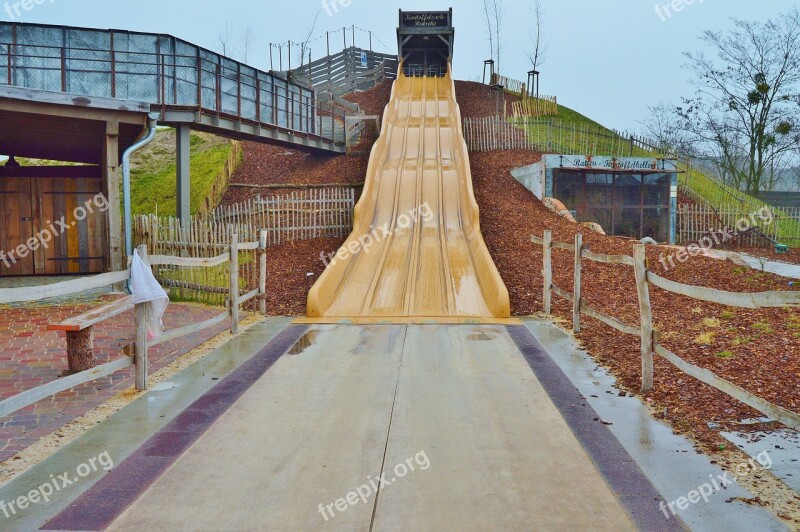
[0, 176, 107, 276]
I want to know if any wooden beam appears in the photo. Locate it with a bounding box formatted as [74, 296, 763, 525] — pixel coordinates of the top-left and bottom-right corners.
[104, 120, 123, 275]
[580, 303, 640, 337]
[634, 244, 654, 392]
[654, 343, 800, 432]
[149, 311, 229, 348]
[647, 271, 800, 309]
[0, 270, 129, 304]
[134, 244, 149, 391]
[542, 231, 552, 314]
[0, 87, 148, 125]
[147, 253, 231, 268]
[229, 233, 239, 334]
[581, 249, 635, 266]
[0, 356, 133, 419]
[573, 233, 582, 333]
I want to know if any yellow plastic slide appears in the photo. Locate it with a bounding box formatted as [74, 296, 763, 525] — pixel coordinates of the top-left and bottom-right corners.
[307, 69, 510, 320]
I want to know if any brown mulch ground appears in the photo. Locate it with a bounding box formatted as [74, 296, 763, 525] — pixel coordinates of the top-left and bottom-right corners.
[455, 80, 521, 118]
[471, 150, 800, 450]
[220, 143, 368, 206]
[265, 237, 344, 316]
[343, 79, 393, 121]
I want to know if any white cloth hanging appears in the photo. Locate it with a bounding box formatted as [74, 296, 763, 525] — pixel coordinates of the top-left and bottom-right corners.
[130, 250, 169, 341]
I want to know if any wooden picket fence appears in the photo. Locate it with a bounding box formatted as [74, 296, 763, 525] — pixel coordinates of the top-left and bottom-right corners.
[462, 116, 649, 156]
[491, 73, 526, 95]
[462, 116, 536, 152]
[511, 95, 558, 118]
[531, 231, 800, 432]
[677, 203, 778, 248]
[134, 188, 356, 306]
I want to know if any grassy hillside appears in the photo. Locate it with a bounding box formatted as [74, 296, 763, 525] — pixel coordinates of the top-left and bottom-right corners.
[130, 129, 238, 217]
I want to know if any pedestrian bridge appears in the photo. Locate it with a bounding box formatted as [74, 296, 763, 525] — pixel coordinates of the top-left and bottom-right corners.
[0, 21, 348, 155]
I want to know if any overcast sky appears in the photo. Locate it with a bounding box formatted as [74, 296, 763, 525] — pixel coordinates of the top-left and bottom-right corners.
[3, 0, 797, 131]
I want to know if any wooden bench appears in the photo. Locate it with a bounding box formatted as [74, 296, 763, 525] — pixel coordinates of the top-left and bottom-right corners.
[48, 296, 135, 373]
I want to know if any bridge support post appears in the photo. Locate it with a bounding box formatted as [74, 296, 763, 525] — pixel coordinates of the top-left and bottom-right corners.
[103, 120, 124, 279]
[176, 123, 191, 223]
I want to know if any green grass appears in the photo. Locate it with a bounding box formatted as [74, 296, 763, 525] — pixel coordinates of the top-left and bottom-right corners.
[130, 130, 236, 217]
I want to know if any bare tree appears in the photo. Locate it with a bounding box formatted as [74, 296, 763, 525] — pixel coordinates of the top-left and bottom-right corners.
[641, 102, 694, 157]
[527, 0, 548, 75]
[482, 0, 504, 75]
[217, 22, 233, 57]
[239, 26, 255, 64]
[492, 0, 504, 75]
[678, 8, 800, 194]
[482, 0, 494, 71]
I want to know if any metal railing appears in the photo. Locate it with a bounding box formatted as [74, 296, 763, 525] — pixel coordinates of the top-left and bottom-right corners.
[0, 22, 347, 147]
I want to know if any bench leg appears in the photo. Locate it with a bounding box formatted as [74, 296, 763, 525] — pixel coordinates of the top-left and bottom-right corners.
[66, 328, 95, 372]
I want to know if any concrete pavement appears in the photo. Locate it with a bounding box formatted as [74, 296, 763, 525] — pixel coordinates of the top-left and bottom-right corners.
[48, 324, 663, 531]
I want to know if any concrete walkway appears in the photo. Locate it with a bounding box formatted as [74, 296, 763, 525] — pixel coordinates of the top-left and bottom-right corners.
[44, 324, 679, 531]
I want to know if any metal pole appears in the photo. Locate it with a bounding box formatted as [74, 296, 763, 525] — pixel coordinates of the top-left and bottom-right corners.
[269, 44, 273, 70]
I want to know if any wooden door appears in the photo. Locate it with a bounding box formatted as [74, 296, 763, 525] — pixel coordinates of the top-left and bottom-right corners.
[0, 177, 36, 276]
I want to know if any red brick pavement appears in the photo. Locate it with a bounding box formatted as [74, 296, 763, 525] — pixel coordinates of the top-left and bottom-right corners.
[0, 296, 230, 463]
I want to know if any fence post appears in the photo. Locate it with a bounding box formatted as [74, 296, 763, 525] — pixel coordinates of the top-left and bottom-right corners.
[573, 233, 582, 333]
[229, 233, 240, 334]
[259, 230, 267, 315]
[134, 244, 149, 391]
[542, 230, 552, 314]
[633, 244, 654, 392]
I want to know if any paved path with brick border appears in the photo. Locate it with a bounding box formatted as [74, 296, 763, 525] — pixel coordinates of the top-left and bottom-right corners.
[0, 295, 230, 463]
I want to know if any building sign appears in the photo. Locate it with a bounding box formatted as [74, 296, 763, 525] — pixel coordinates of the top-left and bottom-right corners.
[554, 155, 678, 172]
[360, 51, 368, 67]
[401, 12, 450, 28]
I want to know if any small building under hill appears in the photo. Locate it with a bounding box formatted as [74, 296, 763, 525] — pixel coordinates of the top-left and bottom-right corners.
[513, 155, 679, 244]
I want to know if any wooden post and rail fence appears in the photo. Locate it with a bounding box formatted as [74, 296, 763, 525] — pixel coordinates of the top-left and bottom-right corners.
[531, 230, 800, 431]
[0, 232, 268, 420]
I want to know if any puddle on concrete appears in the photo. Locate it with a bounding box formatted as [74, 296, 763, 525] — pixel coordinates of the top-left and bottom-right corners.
[288, 331, 318, 356]
[150, 381, 180, 392]
[467, 326, 500, 342]
[467, 333, 495, 341]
